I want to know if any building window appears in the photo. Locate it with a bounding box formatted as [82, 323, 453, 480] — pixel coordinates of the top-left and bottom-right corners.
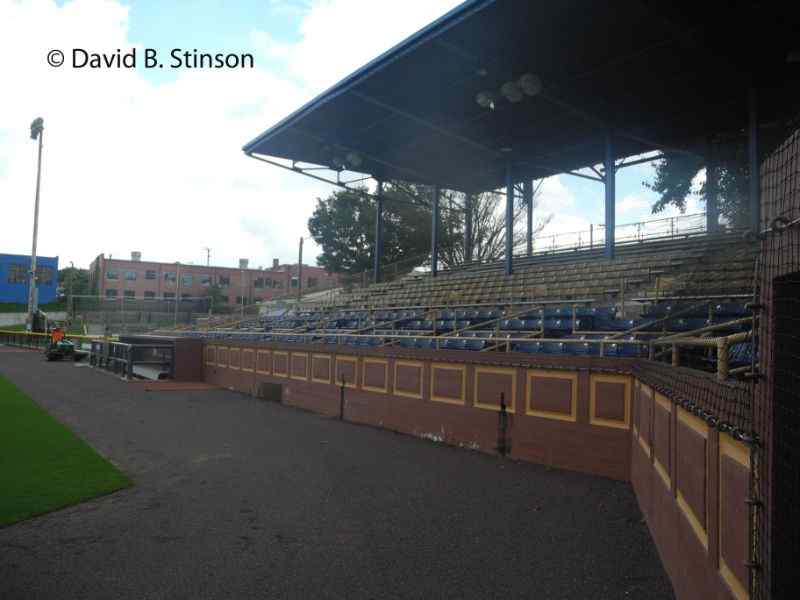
[235, 296, 249, 305]
[125, 271, 137, 281]
[254, 277, 264, 289]
[181, 293, 192, 300]
[107, 269, 119, 280]
[105, 289, 118, 298]
[307, 277, 318, 288]
[220, 295, 229, 303]
[181, 274, 193, 287]
[163, 292, 175, 299]
[218, 275, 230, 287]
[124, 290, 135, 298]
[145, 270, 157, 280]
[164, 272, 176, 283]
[144, 291, 156, 299]
[290, 277, 298, 289]
[7, 264, 27, 284]
[200, 274, 211, 287]
[274, 280, 283, 289]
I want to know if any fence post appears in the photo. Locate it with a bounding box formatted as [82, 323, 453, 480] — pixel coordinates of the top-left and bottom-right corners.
[497, 393, 511, 457]
[717, 338, 729, 381]
[339, 373, 346, 420]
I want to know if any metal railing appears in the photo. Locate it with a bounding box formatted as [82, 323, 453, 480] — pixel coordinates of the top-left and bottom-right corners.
[0, 329, 101, 350]
[514, 212, 710, 256]
[89, 340, 174, 379]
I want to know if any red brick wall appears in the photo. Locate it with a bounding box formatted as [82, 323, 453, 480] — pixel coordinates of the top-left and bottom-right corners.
[92, 257, 339, 303]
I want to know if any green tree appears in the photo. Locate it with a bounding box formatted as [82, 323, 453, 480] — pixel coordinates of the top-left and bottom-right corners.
[646, 145, 750, 228]
[58, 267, 89, 297]
[205, 284, 229, 314]
[308, 182, 551, 276]
[308, 186, 432, 275]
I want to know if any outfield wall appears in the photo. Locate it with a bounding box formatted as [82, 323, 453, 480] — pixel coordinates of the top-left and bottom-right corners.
[200, 340, 749, 600]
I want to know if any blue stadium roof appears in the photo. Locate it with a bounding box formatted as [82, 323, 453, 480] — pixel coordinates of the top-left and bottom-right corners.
[244, 0, 800, 193]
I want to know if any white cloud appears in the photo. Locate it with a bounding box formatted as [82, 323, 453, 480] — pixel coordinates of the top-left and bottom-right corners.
[0, 0, 461, 271]
[281, 0, 462, 92]
[617, 194, 649, 214]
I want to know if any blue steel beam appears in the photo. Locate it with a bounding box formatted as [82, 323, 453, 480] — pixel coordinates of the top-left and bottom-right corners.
[604, 134, 616, 259]
[505, 165, 514, 275]
[374, 180, 384, 283]
[431, 185, 440, 277]
[524, 180, 533, 257]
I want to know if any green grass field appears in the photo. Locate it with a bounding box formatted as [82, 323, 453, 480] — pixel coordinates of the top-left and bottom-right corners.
[0, 375, 131, 527]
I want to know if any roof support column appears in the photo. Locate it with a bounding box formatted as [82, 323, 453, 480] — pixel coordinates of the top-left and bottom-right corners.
[431, 185, 440, 277]
[604, 133, 616, 260]
[373, 180, 384, 284]
[706, 140, 719, 233]
[748, 85, 760, 233]
[505, 164, 514, 275]
[524, 180, 533, 257]
[464, 193, 473, 263]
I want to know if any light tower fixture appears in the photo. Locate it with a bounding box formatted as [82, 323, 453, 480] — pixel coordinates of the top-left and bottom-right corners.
[475, 90, 496, 110]
[518, 73, 542, 96]
[500, 80, 523, 103]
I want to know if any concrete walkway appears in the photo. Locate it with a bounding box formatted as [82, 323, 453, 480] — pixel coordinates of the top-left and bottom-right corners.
[0, 351, 674, 599]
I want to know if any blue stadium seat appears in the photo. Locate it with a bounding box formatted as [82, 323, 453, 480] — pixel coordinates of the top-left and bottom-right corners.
[465, 339, 487, 351]
[543, 318, 572, 332]
[442, 338, 467, 350]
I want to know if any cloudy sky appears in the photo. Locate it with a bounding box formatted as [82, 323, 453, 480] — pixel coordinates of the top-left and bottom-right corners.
[0, 0, 704, 271]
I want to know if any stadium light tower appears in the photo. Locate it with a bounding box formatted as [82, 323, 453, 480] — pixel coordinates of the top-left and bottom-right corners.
[26, 117, 45, 331]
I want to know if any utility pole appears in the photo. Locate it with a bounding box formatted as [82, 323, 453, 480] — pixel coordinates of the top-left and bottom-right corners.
[240, 265, 245, 322]
[297, 237, 303, 303]
[174, 262, 181, 328]
[68, 261, 75, 319]
[203, 247, 211, 266]
[27, 117, 44, 331]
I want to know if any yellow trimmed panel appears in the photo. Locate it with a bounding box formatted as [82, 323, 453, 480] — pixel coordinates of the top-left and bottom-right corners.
[718, 433, 751, 600]
[256, 350, 271, 375]
[228, 347, 241, 370]
[430, 363, 466, 406]
[217, 346, 229, 369]
[241, 348, 255, 372]
[474, 367, 516, 413]
[311, 354, 332, 384]
[273, 351, 289, 377]
[362, 358, 389, 393]
[676, 407, 709, 551]
[205, 345, 216, 366]
[589, 374, 631, 429]
[653, 393, 672, 490]
[335, 355, 358, 389]
[526, 369, 577, 422]
[290, 352, 309, 381]
[394, 360, 423, 400]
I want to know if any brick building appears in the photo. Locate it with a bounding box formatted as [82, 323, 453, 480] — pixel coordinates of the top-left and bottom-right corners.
[88, 252, 339, 304]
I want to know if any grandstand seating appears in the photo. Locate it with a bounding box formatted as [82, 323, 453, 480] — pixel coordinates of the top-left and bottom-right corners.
[175, 234, 756, 373]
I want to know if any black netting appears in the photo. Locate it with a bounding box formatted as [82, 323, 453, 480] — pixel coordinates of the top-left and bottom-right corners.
[753, 128, 800, 600]
[632, 361, 752, 436]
